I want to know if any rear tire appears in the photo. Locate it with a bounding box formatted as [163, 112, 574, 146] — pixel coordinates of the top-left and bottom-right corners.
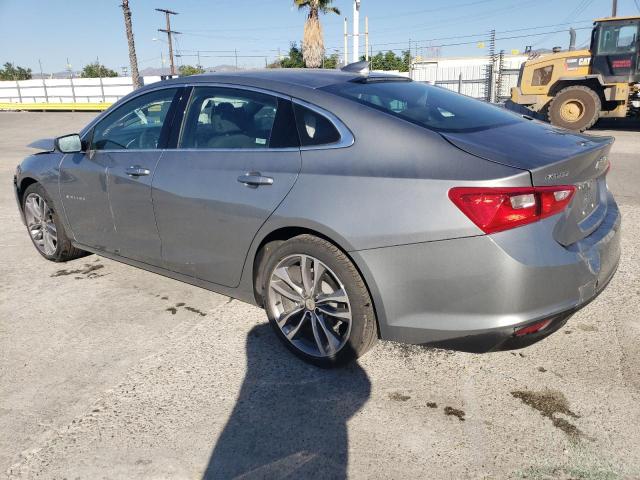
[22, 183, 87, 262]
[262, 234, 378, 368]
[547, 85, 601, 132]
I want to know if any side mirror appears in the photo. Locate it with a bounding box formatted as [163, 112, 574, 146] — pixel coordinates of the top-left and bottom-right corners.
[55, 134, 83, 153]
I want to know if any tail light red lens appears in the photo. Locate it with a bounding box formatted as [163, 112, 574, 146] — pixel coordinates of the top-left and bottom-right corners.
[449, 186, 576, 234]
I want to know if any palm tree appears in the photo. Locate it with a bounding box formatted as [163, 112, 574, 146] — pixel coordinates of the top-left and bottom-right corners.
[294, 0, 340, 68]
[121, 0, 141, 88]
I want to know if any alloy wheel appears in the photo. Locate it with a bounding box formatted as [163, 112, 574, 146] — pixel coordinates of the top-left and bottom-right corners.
[24, 193, 57, 256]
[267, 254, 352, 358]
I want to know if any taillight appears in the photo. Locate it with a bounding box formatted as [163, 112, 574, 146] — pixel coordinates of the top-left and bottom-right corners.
[448, 186, 576, 234]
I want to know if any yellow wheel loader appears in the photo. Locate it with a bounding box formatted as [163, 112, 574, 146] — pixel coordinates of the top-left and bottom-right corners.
[510, 16, 640, 131]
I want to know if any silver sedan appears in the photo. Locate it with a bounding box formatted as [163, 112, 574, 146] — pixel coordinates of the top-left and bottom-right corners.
[14, 68, 621, 367]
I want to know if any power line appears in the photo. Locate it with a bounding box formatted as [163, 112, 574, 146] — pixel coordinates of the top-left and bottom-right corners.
[348, 19, 593, 49]
[365, 0, 497, 20]
[531, 0, 594, 47]
[353, 27, 593, 54]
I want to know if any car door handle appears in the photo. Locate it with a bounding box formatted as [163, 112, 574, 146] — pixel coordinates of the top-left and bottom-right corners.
[237, 172, 274, 187]
[126, 166, 151, 177]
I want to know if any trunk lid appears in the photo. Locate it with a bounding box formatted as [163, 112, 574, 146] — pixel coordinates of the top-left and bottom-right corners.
[440, 119, 613, 246]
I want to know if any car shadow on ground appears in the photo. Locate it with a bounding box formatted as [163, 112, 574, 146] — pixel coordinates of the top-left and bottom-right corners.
[202, 323, 371, 479]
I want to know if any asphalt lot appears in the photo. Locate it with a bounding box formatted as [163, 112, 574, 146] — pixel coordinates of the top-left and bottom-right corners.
[1, 111, 639, 479]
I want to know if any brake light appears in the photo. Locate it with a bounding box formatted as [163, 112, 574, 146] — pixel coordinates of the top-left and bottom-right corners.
[449, 186, 576, 234]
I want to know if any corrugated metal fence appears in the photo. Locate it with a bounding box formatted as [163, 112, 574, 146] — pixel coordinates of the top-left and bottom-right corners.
[411, 55, 527, 102]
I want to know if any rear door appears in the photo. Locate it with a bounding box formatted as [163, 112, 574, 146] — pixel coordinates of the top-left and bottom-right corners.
[152, 85, 301, 286]
[88, 87, 182, 264]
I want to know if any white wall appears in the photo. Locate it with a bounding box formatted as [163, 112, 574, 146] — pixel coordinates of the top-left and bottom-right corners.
[0, 76, 163, 103]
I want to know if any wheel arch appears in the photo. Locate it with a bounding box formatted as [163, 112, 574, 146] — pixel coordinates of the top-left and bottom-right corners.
[17, 177, 39, 210]
[548, 78, 606, 106]
[250, 225, 382, 339]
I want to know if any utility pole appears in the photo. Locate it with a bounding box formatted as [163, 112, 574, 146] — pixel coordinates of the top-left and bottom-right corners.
[121, 0, 141, 88]
[612, 0, 617, 17]
[353, 0, 361, 63]
[156, 8, 180, 76]
[344, 17, 349, 66]
[365, 16, 369, 62]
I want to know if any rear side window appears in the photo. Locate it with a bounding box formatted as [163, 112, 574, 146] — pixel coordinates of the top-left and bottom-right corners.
[180, 87, 279, 149]
[293, 103, 341, 147]
[322, 80, 519, 133]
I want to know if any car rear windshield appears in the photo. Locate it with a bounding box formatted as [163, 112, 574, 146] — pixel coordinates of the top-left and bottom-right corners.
[321, 80, 520, 133]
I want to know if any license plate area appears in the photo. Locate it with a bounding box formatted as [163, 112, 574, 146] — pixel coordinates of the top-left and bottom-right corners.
[575, 178, 599, 220]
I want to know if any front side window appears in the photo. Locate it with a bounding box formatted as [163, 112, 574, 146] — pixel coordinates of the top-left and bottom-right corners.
[92, 88, 179, 150]
[597, 23, 638, 55]
[322, 80, 519, 133]
[180, 87, 286, 149]
[531, 65, 554, 86]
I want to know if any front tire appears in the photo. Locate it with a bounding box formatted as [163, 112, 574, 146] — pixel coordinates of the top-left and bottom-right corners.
[22, 183, 87, 262]
[547, 85, 601, 132]
[262, 234, 378, 368]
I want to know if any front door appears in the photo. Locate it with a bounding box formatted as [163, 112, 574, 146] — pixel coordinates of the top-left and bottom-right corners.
[86, 87, 181, 263]
[152, 86, 301, 287]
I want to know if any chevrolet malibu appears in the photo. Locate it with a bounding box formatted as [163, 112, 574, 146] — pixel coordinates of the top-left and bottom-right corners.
[14, 68, 621, 367]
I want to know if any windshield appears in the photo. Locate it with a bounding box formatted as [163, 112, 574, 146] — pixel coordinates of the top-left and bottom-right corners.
[597, 23, 638, 55]
[321, 80, 520, 133]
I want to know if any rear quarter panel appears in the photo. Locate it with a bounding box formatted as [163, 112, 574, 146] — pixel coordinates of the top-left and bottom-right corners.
[269, 99, 532, 250]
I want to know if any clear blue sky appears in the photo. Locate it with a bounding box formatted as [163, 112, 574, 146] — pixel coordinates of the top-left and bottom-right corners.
[1, 0, 639, 73]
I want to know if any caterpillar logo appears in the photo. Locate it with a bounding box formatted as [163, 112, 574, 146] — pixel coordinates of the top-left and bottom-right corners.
[565, 57, 590, 70]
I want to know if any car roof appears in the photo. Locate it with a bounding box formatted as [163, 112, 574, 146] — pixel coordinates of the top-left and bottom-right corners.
[154, 68, 408, 91]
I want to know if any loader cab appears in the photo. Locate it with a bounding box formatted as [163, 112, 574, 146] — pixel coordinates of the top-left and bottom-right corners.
[590, 17, 640, 83]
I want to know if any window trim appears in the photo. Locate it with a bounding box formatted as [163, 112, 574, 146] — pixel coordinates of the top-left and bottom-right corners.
[82, 82, 356, 153]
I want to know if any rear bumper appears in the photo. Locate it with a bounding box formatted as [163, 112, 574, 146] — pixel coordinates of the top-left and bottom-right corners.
[352, 192, 621, 352]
